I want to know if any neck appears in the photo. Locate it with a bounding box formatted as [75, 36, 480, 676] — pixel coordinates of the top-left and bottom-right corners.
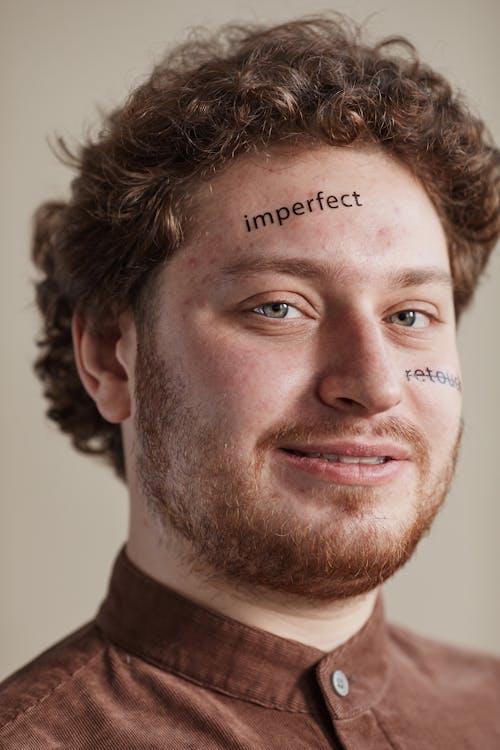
[127, 502, 378, 652]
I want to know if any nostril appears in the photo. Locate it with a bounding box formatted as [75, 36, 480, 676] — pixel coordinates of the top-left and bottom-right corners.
[336, 397, 358, 407]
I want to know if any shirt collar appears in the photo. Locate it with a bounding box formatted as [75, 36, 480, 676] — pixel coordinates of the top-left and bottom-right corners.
[96, 547, 389, 715]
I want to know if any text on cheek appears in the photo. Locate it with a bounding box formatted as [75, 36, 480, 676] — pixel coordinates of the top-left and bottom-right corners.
[405, 367, 462, 392]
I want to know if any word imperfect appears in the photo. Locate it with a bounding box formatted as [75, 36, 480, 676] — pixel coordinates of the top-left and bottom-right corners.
[405, 367, 462, 391]
[244, 190, 362, 232]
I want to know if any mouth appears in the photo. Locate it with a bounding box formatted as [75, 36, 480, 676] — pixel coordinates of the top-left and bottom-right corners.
[284, 449, 391, 465]
[276, 442, 409, 486]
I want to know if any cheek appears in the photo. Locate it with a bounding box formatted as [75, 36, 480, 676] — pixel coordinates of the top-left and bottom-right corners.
[177, 334, 311, 426]
[403, 364, 463, 454]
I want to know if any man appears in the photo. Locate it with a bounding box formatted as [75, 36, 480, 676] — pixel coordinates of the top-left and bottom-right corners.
[1, 15, 499, 749]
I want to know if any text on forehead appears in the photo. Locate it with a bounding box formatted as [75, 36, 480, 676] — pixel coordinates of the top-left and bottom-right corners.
[244, 190, 362, 233]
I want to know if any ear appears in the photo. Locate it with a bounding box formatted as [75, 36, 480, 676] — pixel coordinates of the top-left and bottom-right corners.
[71, 310, 136, 424]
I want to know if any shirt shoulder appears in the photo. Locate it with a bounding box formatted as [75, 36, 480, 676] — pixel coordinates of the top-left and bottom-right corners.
[388, 620, 500, 673]
[0, 621, 107, 738]
[386, 620, 500, 707]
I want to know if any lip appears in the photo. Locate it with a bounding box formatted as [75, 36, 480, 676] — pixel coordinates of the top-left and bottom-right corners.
[279, 441, 411, 461]
[276, 441, 411, 487]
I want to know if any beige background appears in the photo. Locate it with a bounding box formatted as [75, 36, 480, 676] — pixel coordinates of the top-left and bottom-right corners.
[1, 0, 499, 681]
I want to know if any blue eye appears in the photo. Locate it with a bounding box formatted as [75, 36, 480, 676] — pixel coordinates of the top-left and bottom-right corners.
[253, 302, 301, 319]
[389, 310, 430, 328]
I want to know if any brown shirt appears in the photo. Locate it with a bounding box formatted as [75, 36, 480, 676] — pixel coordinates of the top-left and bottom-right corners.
[1, 548, 500, 749]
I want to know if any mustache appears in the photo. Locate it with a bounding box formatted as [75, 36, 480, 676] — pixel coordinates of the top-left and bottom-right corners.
[257, 415, 430, 464]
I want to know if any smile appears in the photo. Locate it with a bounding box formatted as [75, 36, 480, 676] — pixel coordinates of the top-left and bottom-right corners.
[277, 444, 409, 487]
[285, 450, 389, 465]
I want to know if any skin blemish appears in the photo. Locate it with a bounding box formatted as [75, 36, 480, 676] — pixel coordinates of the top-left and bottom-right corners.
[405, 367, 462, 392]
[377, 226, 394, 242]
[244, 188, 362, 232]
[181, 255, 199, 271]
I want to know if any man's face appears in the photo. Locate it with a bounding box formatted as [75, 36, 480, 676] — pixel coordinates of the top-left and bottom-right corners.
[131, 146, 462, 601]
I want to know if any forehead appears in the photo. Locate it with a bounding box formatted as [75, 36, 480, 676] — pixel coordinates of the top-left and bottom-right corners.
[180, 145, 449, 280]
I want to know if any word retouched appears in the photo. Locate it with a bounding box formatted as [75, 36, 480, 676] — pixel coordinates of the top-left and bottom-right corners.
[244, 190, 362, 232]
[405, 368, 462, 392]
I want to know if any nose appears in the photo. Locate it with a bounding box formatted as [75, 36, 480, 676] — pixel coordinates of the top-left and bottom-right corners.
[316, 316, 402, 416]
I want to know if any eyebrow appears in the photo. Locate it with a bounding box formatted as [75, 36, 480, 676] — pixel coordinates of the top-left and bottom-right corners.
[220, 256, 334, 281]
[389, 268, 453, 288]
[219, 255, 453, 288]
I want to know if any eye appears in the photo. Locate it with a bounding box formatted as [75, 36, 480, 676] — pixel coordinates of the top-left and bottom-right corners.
[388, 310, 431, 328]
[252, 302, 302, 319]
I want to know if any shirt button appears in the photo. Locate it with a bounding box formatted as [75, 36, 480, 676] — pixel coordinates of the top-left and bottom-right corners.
[331, 669, 349, 697]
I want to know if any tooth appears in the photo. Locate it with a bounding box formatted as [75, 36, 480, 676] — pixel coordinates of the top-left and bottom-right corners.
[339, 456, 386, 465]
[325, 455, 386, 465]
[288, 450, 387, 464]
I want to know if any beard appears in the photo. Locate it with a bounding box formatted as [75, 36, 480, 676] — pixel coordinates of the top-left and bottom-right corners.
[134, 330, 462, 603]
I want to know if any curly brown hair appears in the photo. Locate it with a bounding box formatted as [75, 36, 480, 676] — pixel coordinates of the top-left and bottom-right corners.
[31, 15, 500, 481]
